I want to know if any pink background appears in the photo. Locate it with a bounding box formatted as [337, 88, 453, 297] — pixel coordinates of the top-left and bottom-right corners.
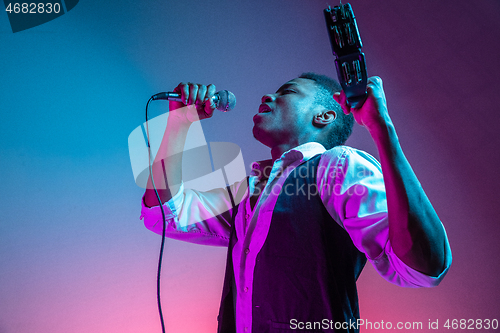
[1, 0, 499, 332]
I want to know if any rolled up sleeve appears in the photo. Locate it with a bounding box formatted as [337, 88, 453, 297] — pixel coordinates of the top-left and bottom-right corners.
[318, 146, 452, 287]
[140, 180, 247, 247]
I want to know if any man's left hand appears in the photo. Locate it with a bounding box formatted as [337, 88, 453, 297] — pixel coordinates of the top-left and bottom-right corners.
[333, 76, 391, 138]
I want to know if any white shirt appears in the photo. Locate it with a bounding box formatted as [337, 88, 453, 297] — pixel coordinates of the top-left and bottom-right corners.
[140, 142, 452, 333]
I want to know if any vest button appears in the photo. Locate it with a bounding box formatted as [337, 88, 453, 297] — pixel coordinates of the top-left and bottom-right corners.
[245, 248, 250, 254]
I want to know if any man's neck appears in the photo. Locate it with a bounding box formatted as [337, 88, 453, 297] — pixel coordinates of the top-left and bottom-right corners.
[270, 144, 293, 162]
[270, 139, 309, 162]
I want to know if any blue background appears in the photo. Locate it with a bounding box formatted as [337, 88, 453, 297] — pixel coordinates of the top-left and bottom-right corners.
[1, 0, 499, 332]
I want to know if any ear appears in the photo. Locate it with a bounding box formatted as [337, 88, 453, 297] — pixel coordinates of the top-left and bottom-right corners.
[313, 110, 337, 126]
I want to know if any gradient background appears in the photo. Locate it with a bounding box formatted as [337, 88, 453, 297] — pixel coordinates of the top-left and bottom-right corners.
[1, 0, 499, 332]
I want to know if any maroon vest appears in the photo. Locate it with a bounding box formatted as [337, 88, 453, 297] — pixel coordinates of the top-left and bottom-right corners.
[218, 155, 366, 333]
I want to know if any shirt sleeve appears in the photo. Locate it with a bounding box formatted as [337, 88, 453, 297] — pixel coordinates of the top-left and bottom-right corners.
[140, 179, 248, 247]
[318, 146, 452, 288]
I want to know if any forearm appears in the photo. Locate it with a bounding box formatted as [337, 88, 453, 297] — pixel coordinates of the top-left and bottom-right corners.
[335, 77, 449, 277]
[371, 121, 447, 277]
[143, 112, 191, 207]
[143, 81, 216, 207]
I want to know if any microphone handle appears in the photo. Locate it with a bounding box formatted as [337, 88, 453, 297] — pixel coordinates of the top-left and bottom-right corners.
[151, 90, 235, 112]
[151, 92, 219, 104]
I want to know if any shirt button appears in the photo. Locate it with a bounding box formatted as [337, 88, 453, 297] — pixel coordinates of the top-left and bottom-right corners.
[244, 327, 248, 332]
[244, 287, 248, 293]
[245, 214, 250, 219]
[245, 248, 250, 254]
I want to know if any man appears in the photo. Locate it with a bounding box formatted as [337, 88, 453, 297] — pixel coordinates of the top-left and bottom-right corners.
[141, 73, 452, 333]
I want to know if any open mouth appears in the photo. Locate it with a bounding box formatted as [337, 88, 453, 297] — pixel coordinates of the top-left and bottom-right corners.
[258, 104, 272, 113]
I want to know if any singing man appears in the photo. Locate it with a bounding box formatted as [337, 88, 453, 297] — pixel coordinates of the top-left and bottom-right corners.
[140, 73, 452, 333]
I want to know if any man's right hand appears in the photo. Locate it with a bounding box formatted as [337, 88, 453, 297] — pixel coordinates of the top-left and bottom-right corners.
[144, 82, 216, 207]
[169, 82, 217, 123]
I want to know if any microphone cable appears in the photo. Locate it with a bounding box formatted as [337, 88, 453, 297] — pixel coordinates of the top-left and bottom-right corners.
[145, 96, 167, 333]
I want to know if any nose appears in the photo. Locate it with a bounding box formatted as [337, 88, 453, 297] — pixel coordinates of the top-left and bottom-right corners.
[261, 94, 275, 103]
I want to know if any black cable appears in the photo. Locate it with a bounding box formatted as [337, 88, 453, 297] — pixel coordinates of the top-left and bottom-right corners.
[145, 96, 167, 333]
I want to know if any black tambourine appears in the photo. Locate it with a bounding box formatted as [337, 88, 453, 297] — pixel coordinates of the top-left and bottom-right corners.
[324, 3, 367, 108]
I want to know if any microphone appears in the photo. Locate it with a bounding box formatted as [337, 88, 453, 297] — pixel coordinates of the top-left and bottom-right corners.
[151, 90, 236, 112]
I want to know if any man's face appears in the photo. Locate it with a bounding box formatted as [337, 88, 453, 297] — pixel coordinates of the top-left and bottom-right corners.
[252, 78, 323, 148]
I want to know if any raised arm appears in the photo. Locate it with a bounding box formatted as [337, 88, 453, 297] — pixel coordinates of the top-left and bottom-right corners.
[143, 82, 217, 207]
[334, 77, 449, 277]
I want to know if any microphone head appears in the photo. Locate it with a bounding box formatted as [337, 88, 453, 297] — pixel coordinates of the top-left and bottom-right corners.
[215, 90, 236, 112]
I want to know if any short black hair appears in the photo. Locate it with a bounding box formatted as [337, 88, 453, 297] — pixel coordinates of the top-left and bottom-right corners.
[299, 72, 354, 149]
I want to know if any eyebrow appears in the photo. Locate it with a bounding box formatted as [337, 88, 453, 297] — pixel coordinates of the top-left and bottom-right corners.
[275, 82, 299, 93]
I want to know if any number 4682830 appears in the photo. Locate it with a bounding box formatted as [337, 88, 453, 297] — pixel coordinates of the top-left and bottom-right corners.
[443, 318, 498, 330]
[5, 3, 61, 14]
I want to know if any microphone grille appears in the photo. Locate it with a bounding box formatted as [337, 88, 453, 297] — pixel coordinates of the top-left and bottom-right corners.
[216, 90, 236, 112]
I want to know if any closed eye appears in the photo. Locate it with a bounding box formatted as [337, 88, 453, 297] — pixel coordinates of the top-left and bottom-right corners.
[276, 82, 299, 94]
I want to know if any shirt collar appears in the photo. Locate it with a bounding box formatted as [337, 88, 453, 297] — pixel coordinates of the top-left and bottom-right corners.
[251, 142, 326, 177]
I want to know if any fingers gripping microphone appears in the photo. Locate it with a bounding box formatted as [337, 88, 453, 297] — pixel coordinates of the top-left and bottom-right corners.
[152, 90, 236, 112]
